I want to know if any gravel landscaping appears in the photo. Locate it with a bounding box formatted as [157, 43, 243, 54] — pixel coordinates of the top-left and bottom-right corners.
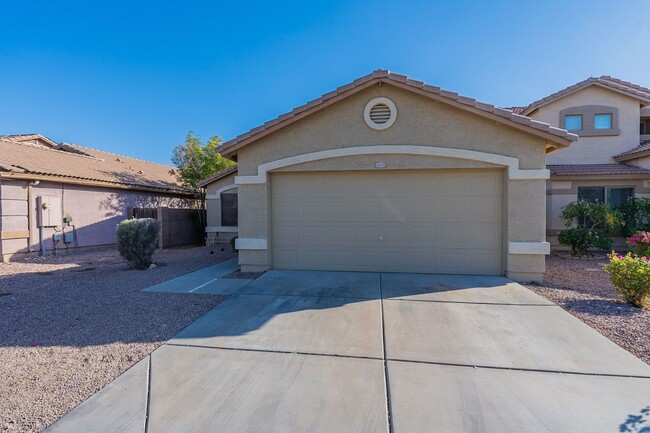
[0, 245, 236, 433]
[525, 254, 650, 365]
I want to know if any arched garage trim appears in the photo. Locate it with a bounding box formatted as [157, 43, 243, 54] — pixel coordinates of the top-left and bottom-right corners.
[235, 145, 549, 185]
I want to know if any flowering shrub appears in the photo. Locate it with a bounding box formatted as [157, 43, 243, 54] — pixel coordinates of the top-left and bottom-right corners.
[603, 252, 650, 309]
[627, 231, 650, 257]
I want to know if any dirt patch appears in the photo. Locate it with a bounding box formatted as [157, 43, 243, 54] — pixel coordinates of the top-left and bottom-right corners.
[525, 254, 650, 365]
[0, 246, 236, 433]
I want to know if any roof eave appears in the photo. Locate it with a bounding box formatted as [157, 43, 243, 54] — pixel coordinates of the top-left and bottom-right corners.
[0, 171, 193, 195]
[220, 73, 576, 158]
[522, 81, 650, 116]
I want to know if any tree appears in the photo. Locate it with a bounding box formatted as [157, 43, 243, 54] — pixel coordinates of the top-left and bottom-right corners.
[170, 132, 236, 232]
[170, 132, 235, 189]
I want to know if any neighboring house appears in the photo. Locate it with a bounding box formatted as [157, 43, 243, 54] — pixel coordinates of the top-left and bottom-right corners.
[197, 164, 238, 243]
[0, 134, 193, 261]
[510, 77, 650, 248]
[201, 70, 577, 283]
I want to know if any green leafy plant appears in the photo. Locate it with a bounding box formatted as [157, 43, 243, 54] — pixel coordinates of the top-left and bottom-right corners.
[621, 197, 650, 236]
[116, 218, 161, 269]
[557, 200, 623, 256]
[603, 252, 650, 309]
[627, 231, 650, 257]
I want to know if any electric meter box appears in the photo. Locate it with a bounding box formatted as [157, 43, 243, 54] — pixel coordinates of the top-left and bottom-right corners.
[36, 196, 62, 228]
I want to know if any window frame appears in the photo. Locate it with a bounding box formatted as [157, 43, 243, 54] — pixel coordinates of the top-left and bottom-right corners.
[564, 114, 583, 131]
[577, 186, 635, 208]
[220, 191, 238, 227]
[559, 105, 620, 136]
[594, 113, 613, 130]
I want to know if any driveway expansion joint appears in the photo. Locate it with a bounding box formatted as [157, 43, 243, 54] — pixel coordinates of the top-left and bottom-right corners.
[143, 354, 152, 433]
[382, 298, 555, 306]
[235, 291, 377, 301]
[386, 357, 650, 380]
[379, 273, 394, 433]
[164, 342, 384, 362]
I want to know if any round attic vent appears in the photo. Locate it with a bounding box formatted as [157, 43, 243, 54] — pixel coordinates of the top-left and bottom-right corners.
[364, 97, 397, 130]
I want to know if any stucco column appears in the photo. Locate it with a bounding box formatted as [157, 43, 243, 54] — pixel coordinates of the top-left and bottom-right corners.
[506, 178, 548, 283]
[237, 183, 271, 272]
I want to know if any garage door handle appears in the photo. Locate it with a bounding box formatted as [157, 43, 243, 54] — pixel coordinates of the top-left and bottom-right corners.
[378, 236, 383, 242]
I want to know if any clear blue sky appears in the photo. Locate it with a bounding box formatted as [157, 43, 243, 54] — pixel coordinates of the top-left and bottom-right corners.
[1, 0, 649, 165]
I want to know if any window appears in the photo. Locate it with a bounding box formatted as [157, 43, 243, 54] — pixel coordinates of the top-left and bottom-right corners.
[642, 122, 647, 135]
[220, 192, 238, 227]
[578, 187, 634, 208]
[564, 114, 582, 130]
[594, 113, 613, 130]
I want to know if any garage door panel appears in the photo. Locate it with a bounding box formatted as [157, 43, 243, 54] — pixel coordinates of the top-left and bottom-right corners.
[272, 170, 503, 275]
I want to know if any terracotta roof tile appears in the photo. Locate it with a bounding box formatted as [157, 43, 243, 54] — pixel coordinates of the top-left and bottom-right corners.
[522, 76, 650, 115]
[0, 137, 189, 193]
[614, 142, 650, 161]
[219, 69, 577, 156]
[549, 164, 650, 177]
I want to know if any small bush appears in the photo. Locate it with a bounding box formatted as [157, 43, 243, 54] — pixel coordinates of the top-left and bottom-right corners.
[116, 218, 161, 269]
[627, 231, 650, 257]
[557, 200, 622, 256]
[603, 252, 650, 309]
[620, 197, 650, 236]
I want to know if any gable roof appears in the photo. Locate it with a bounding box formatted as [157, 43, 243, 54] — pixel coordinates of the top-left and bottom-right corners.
[0, 136, 190, 194]
[0, 133, 58, 148]
[521, 76, 650, 116]
[197, 164, 238, 188]
[218, 70, 577, 158]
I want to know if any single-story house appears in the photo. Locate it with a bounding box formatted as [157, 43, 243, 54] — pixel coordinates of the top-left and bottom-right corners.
[200, 70, 578, 282]
[0, 134, 193, 261]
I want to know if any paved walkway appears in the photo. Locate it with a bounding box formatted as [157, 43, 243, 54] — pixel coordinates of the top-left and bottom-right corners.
[45, 269, 650, 433]
[143, 258, 253, 295]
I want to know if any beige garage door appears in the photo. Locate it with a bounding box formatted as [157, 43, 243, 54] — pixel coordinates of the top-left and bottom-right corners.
[271, 169, 503, 275]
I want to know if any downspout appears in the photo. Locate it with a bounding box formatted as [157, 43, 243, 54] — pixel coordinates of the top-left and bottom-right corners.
[27, 180, 40, 253]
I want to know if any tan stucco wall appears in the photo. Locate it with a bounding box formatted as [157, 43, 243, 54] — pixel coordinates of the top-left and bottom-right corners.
[530, 86, 641, 164]
[237, 84, 548, 175]
[234, 82, 552, 282]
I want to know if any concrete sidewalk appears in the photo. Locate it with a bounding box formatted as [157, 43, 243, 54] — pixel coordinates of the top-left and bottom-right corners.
[45, 270, 650, 433]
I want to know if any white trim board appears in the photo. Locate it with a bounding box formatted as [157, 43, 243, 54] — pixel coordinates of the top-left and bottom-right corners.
[508, 241, 550, 255]
[235, 145, 549, 185]
[235, 238, 268, 250]
[206, 226, 239, 233]
[206, 184, 238, 199]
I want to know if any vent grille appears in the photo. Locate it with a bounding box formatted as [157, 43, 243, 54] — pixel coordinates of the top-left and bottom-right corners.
[369, 103, 392, 124]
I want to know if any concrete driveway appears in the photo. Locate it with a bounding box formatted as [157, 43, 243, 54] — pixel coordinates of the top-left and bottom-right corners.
[46, 270, 650, 433]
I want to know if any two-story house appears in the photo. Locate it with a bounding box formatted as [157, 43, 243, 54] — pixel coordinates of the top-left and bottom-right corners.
[509, 77, 650, 249]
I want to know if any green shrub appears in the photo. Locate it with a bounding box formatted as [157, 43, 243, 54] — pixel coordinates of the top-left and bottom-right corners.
[557, 200, 623, 256]
[603, 252, 650, 309]
[621, 197, 650, 236]
[627, 231, 650, 257]
[116, 218, 160, 269]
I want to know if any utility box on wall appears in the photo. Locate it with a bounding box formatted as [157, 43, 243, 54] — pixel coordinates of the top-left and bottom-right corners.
[36, 196, 62, 228]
